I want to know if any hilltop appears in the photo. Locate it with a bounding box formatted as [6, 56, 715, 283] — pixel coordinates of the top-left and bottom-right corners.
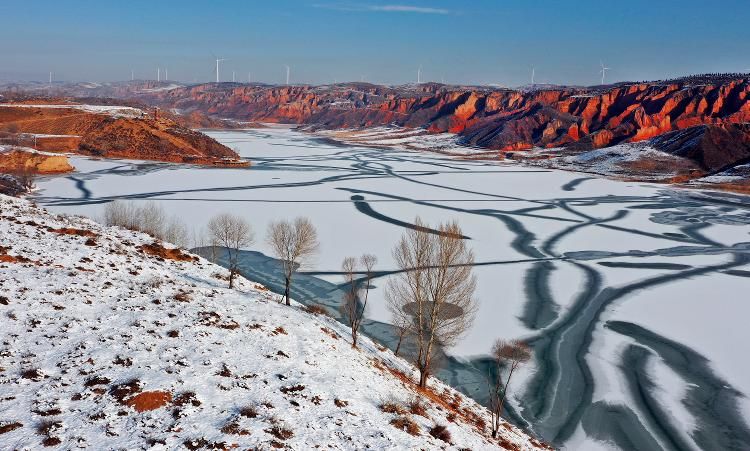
[0, 99, 246, 166]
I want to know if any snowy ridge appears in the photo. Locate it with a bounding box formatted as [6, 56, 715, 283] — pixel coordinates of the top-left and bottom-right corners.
[0, 103, 144, 119]
[0, 195, 546, 450]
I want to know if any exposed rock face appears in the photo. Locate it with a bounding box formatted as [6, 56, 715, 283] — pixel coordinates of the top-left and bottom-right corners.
[0, 103, 243, 165]
[133, 77, 750, 158]
[0, 149, 74, 174]
[650, 123, 750, 172]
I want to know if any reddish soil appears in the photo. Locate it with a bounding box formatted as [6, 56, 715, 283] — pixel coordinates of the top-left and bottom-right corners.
[47, 227, 98, 238]
[125, 391, 173, 412]
[139, 242, 198, 262]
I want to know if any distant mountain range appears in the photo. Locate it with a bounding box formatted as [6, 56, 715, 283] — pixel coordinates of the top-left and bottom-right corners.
[3, 74, 749, 187]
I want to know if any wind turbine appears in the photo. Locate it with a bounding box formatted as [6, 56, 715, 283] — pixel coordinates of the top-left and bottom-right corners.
[599, 61, 611, 85]
[232, 71, 236, 82]
[248, 72, 252, 83]
[157, 67, 161, 82]
[48, 71, 52, 85]
[215, 58, 227, 83]
[285, 65, 290, 85]
[531, 66, 536, 85]
[417, 65, 422, 84]
[131, 69, 134, 81]
[165, 68, 168, 81]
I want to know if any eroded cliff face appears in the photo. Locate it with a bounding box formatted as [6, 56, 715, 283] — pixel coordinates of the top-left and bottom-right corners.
[0, 149, 74, 174]
[136, 77, 750, 155]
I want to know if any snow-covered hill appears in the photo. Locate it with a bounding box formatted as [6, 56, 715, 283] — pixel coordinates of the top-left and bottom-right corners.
[0, 195, 547, 450]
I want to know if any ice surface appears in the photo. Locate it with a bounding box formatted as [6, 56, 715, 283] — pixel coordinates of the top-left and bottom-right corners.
[30, 127, 750, 450]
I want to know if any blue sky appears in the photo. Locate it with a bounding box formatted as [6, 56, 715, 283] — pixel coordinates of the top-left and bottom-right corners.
[1, 0, 748, 86]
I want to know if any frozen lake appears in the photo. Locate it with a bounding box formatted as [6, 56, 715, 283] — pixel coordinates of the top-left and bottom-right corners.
[33, 127, 750, 450]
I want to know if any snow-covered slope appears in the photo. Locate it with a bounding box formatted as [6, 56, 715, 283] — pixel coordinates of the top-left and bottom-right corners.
[0, 195, 547, 450]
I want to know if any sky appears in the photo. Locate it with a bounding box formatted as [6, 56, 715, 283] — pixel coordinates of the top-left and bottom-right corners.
[1, 0, 748, 87]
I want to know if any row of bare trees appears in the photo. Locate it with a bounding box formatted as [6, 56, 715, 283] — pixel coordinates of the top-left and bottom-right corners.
[207, 214, 319, 296]
[104, 201, 189, 247]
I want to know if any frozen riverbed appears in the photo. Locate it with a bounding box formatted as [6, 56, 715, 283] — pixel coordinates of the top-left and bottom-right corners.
[32, 127, 750, 450]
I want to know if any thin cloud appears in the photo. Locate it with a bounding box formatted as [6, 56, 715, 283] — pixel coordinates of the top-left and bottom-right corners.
[313, 3, 451, 15]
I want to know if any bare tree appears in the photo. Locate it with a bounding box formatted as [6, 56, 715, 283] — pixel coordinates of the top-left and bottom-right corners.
[163, 215, 189, 248]
[488, 340, 532, 438]
[138, 201, 166, 238]
[386, 218, 477, 388]
[103, 200, 138, 229]
[341, 254, 377, 349]
[267, 217, 319, 306]
[208, 213, 254, 288]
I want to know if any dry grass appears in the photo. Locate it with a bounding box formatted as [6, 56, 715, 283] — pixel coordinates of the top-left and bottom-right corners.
[239, 406, 258, 418]
[304, 304, 330, 316]
[408, 398, 429, 417]
[380, 401, 407, 415]
[265, 425, 294, 441]
[429, 424, 451, 443]
[390, 416, 420, 436]
[0, 421, 22, 434]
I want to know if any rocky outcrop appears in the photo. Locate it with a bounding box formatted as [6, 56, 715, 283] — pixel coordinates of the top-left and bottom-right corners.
[0, 148, 74, 174]
[650, 123, 750, 173]
[0, 103, 245, 165]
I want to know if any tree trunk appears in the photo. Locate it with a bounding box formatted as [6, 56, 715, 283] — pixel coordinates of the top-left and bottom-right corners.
[284, 276, 291, 306]
[229, 268, 235, 289]
[394, 332, 404, 356]
[418, 367, 429, 388]
[497, 363, 516, 419]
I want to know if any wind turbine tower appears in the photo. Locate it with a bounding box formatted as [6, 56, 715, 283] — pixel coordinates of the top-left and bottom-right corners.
[232, 71, 236, 82]
[215, 58, 227, 83]
[131, 69, 134, 81]
[417, 65, 422, 84]
[285, 65, 290, 85]
[531, 67, 536, 85]
[599, 61, 611, 85]
[49, 71, 52, 85]
[157, 67, 161, 82]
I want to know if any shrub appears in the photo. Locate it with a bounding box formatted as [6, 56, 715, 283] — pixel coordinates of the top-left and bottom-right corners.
[221, 420, 250, 435]
[380, 401, 407, 415]
[429, 424, 451, 443]
[390, 416, 420, 436]
[408, 398, 429, 417]
[239, 406, 258, 418]
[304, 304, 330, 316]
[0, 421, 22, 434]
[265, 425, 294, 440]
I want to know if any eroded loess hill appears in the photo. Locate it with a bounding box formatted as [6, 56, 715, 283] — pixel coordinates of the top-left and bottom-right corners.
[0, 103, 246, 165]
[0, 195, 547, 450]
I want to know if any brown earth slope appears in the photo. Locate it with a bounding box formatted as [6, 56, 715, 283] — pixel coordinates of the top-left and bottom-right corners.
[0, 102, 246, 165]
